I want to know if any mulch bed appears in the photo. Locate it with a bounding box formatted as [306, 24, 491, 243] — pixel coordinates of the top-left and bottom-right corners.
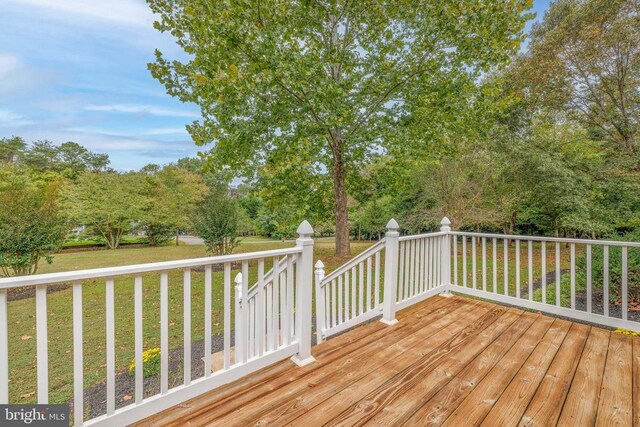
[516, 269, 640, 323]
[7, 284, 72, 302]
[73, 319, 319, 421]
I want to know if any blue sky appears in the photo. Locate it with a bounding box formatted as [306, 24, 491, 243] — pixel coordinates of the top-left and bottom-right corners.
[0, 0, 553, 171]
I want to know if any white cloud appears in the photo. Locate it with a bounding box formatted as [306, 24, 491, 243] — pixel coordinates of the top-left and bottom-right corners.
[0, 109, 34, 127]
[143, 127, 189, 135]
[85, 103, 198, 119]
[0, 54, 20, 80]
[5, 0, 154, 27]
[0, 53, 52, 95]
[19, 128, 165, 151]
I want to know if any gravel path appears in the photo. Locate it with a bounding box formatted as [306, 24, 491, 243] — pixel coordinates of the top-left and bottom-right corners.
[519, 269, 570, 298]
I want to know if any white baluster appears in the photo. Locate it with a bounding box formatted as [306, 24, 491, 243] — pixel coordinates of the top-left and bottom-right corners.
[35, 284, 48, 403]
[134, 275, 143, 403]
[223, 263, 231, 369]
[204, 265, 212, 376]
[160, 273, 168, 394]
[183, 269, 191, 385]
[72, 281, 83, 425]
[315, 261, 326, 344]
[0, 289, 7, 404]
[234, 272, 243, 364]
[106, 278, 115, 415]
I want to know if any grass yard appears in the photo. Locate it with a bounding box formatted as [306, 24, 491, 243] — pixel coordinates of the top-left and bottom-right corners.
[452, 239, 640, 313]
[6, 238, 375, 407]
[452, 239, 577, 300]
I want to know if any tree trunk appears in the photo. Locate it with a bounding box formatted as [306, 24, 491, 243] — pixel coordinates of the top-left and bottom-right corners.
[176, 229, 179, 246]
[509, 211, 517, 234]
[332, 149, 351, 256]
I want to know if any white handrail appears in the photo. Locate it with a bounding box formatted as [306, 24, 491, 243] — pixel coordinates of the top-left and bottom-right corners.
[246, 255, 294, 301]
[398, 231, 448, 241]
[0, 247, 303, 289]
[451, 231, 640, 248]
[320, 239, 386, 285]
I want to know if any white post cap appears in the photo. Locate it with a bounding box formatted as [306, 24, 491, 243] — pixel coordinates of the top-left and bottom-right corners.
[296, 220, 314, 237]
[440, 216, 451, 231]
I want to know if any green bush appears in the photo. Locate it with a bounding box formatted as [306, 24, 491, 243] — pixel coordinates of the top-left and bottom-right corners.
[571, 229, 640, 304]
[128, 348, 162, 378]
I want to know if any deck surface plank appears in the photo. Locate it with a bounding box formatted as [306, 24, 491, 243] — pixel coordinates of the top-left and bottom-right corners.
[292, 303, 504, 427]
[634, 338, 640, 427]
[406, 311, 538, 426]
[219, 299, 489, 426]
[595, 332, 633, 427]
[477, 317, 572, 426]
[364, 309, 523, 426]
[440, 314, 554, 427]
[131, 296, 636, 427]
[520, 322, 590, 426]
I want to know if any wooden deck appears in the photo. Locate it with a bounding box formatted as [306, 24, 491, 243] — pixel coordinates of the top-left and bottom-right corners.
[133, 295, 640, 426]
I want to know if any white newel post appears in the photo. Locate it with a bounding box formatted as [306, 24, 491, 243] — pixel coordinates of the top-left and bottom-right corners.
[292, 220, 315, 367]
[314, 260, 326, 344]
[440, 217, 452, 295]
[234, 273, 243, 364]
[381, 219, 400, 325]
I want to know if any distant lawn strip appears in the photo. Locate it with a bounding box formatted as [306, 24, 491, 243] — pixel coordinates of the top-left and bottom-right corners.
[6, 239, 374, 409]
[62, 235, 150, 249]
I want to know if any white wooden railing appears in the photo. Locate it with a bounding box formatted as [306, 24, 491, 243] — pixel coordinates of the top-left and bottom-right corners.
[314, 239, 386, 342]
[314, 219, 451, 340]
[315, 217, 640, 342]
[0, 221, 315, 426]
[449, 230, 640, 331]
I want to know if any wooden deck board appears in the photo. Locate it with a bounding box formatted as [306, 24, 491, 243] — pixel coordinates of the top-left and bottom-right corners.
[213, 299, 489, 426]
[406, 311, 538, 426]
[556, 327, 610, 427]
[478, 318, 572, 426]
[132, 296, 638, 427]
[440, 314, 554, 427]
[595, 332, 633, 426]
[520, 322, 590, 426]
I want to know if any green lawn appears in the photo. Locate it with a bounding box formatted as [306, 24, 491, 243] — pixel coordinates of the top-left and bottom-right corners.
[61, 235, 149, 249]
[6, 239, 374, 405]
[452, 239, 581, 304]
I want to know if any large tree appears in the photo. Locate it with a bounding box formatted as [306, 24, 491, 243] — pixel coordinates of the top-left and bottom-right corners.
[64, 172, 143, 249]
[148, 0, 531, 255]
[519, 0, 640, 168]
[0, 136, 26, 164]
[0, 165, 67, 276]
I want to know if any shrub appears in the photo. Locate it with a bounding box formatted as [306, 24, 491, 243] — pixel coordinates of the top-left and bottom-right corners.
[571, 229, 640, 304]
[128, 348, 162, 378]
[0, 166, 68, 276]
[190, 185, 240, 256]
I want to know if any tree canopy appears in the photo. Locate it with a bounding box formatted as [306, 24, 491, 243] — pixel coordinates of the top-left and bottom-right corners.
[148, 0, 532, 254]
